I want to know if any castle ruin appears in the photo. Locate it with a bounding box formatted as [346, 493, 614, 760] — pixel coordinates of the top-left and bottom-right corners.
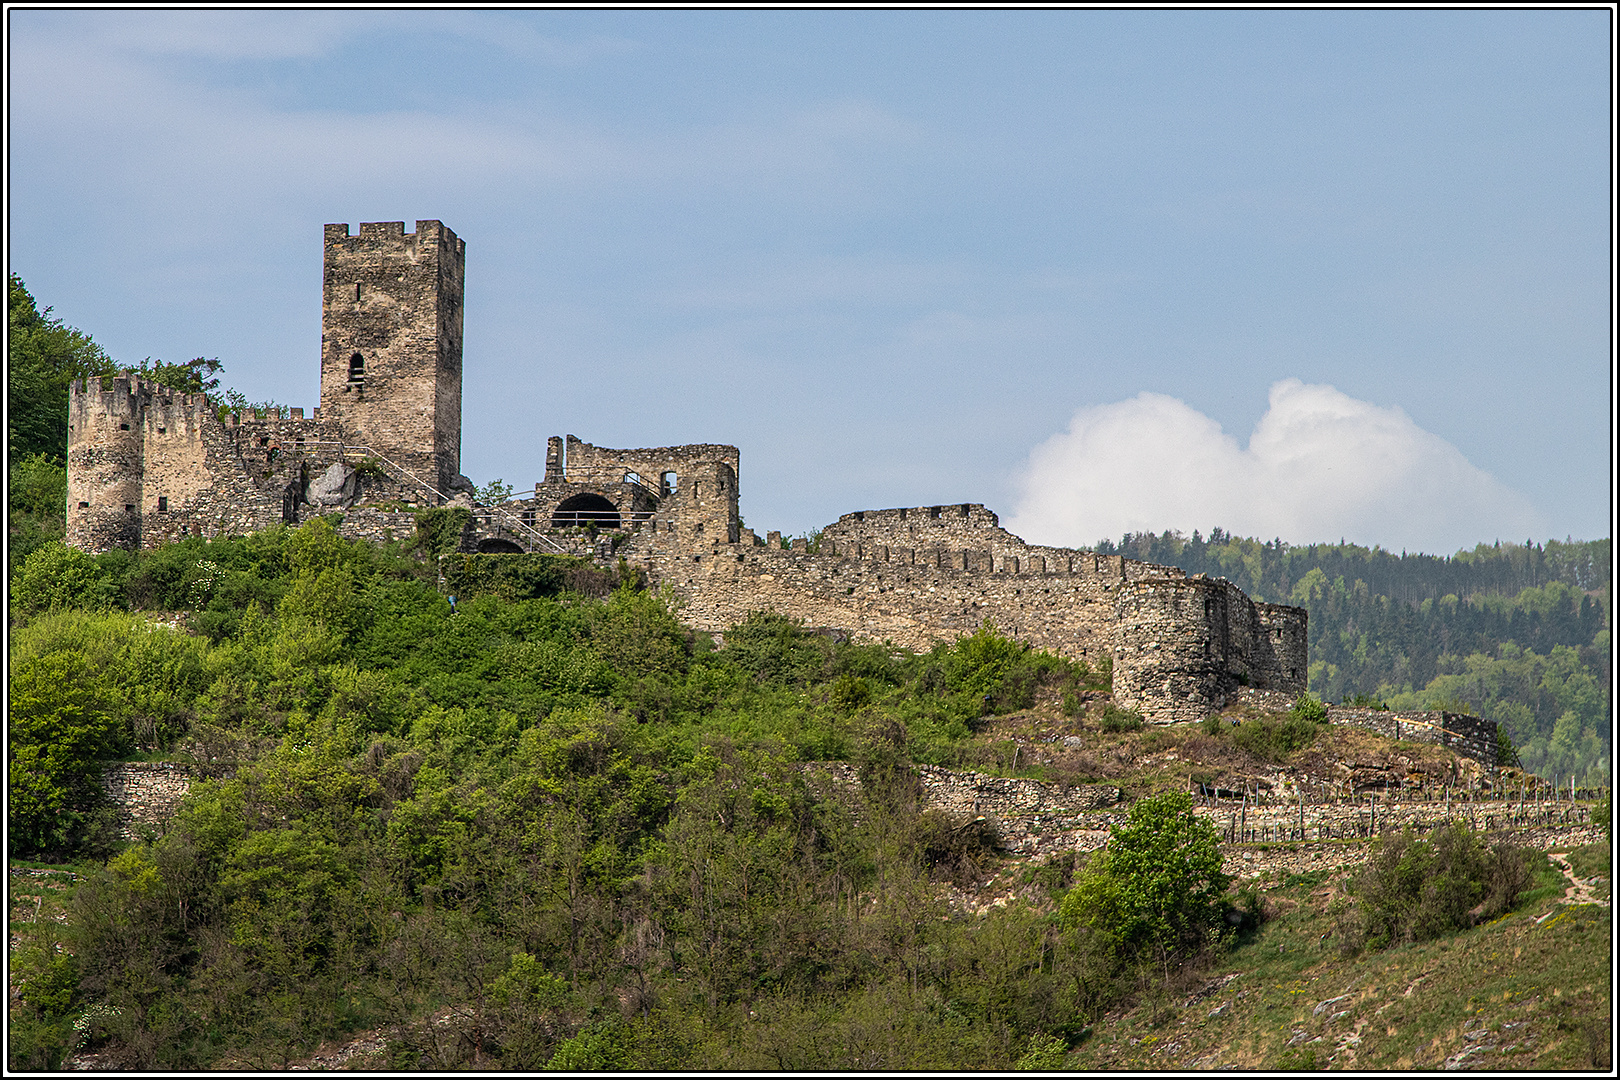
[66, 219, 1308, 723]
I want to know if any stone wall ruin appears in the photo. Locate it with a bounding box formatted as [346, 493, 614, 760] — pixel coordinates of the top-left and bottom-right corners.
[67, 218, 1314, 723]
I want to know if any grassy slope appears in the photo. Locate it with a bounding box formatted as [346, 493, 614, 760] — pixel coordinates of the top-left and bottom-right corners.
[1065, 845, 1610, 1071]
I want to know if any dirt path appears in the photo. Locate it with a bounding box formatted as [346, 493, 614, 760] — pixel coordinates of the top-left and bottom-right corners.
[1536, 852, 1609, 922]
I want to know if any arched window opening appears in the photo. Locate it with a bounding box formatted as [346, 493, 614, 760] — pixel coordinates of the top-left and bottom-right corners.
[477, 538, 525, 553]
[348, 353, 365, 383]
[550, 493, 622, 531]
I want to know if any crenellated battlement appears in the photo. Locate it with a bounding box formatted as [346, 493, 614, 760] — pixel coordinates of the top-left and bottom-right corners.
[325, 220, 466, 259]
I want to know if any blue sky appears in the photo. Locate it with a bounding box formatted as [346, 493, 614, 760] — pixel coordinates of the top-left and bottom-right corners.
[9, 10, 1611, 553]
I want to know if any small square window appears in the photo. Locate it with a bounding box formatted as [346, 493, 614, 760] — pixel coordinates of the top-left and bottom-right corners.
[78, 501, 89, 509]
[119, 423, 130, 431]
[125, 504, 135, 513]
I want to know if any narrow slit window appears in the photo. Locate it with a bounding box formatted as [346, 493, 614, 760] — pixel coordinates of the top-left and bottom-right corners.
[355, 282, 362, 302]
[349, 353, 365, 383]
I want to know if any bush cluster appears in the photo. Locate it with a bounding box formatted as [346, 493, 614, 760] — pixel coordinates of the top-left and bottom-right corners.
[1200, 694, 1328, 763]
[1334, 823, 1534, 954]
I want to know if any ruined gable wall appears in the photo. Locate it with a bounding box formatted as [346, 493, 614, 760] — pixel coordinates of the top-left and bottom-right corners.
[562, 435, 739, 492]
[562, 437, 741, 549]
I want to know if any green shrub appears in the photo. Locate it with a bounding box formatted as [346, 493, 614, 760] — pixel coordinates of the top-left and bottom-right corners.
[945, 622, 1029, 700]
[11, 541, 119, 616]
[1098, 705, 1144, 734]
[1014, 1032, 1069, 1070]
[1229, 711, 1322, 763]
[935, 622, 1095, 715]
[1059, 791, 1230, 962]
[1287, 693, 1327, 724]
[411, 507, 472, 558]
[440, 552, 598, 602]
[8, 650, 125, 858]
[9, 452, 67, 518]
[1335, 823, 1534, 954]
[829, 674, 872, 712]
[1494, 725, 1522, 769]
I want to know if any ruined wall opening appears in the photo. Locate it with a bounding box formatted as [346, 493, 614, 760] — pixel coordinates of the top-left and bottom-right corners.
[660, 471, 676, 497]
[551, 493, 622, 531]
[477, 538, 525, 553]
[348, 353, 365, 383]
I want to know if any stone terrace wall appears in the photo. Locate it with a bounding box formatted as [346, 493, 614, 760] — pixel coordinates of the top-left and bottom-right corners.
[102, 763, 195, 840]
[797, 761, 1604, 866]
[338, 508, 423, 547]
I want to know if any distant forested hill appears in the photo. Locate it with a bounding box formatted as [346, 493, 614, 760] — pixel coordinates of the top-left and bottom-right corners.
[1095, 530, 1611, 786]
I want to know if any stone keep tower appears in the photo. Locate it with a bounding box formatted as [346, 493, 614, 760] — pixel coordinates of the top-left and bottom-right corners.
[320, 220, 466, 494]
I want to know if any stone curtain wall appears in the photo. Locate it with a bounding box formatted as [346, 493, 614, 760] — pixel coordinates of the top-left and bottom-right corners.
[618, 531, 1306, 723]
[1327, 707, 1499, 766]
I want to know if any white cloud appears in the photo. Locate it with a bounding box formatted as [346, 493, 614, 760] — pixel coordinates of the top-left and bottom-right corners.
[1004, 379, 1547, 554]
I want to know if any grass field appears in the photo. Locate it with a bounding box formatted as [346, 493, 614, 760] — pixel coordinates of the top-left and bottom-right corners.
[1065, 852, 1611, 1071]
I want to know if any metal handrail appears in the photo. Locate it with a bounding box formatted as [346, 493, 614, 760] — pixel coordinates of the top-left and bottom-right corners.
[295, 440, 568, 554]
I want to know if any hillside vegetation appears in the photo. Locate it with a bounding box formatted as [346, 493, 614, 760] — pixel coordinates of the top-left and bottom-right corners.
[8, 520, 1612, 1071]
